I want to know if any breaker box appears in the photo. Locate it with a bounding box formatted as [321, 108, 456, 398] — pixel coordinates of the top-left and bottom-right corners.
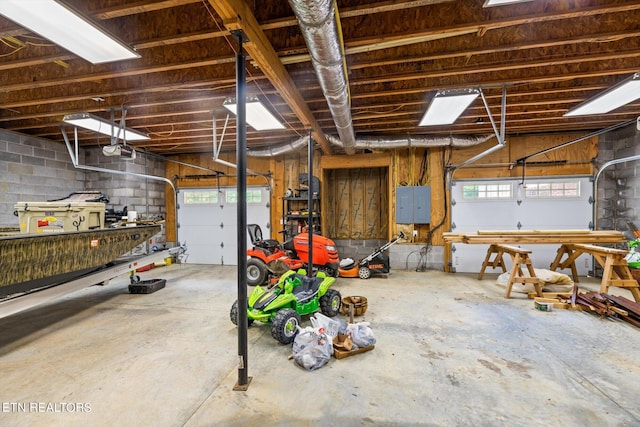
[396, 186, 431, 224]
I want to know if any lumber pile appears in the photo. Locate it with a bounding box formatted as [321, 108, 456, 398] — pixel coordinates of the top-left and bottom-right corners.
[532, 286, 640, 329]
[575, 292, 640, 328]
[443, 230, 625, 245]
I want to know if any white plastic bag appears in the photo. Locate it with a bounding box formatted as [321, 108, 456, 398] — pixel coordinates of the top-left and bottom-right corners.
[292, 328, 333, 371]
[311, 313, 340, 337]
[346, 322, 376, 349]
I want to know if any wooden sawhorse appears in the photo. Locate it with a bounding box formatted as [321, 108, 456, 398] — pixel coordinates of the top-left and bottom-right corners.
[479, 244, 542, 298]
[550, 243, 640, 302]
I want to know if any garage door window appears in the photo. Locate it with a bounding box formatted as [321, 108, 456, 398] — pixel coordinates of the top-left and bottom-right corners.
[225, 189, 263, 204]
[525, 181, 580, 198]
[184, 190, 218, 204]
[462, 184, 512, 200]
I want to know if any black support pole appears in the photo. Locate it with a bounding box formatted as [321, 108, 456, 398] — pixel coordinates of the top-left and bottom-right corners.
[307, 130, 313, 278]
[232, 30, 251, 391]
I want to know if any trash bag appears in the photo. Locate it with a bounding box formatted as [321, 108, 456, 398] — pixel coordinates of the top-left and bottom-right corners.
[310, 313, 340, 337]
[292, 328, 333, 371]
[496, 268, 572, 294]
[345, 322, 376, 349]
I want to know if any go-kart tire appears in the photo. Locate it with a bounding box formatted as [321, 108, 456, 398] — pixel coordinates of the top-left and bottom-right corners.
[271, 309, 301, 344]
[320, 289, 341, 317]
[230, 300, 253, 327]
[358, 266, 371, 280]
[247, 258, 268, 286]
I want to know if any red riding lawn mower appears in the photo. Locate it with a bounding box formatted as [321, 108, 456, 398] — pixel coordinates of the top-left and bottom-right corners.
[246, 224, 340, 286]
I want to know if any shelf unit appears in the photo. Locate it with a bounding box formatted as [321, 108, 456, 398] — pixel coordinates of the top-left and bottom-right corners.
[282, 192, 321, 239]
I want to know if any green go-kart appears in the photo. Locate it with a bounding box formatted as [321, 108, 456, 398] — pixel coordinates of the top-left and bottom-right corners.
[230, 269, 342, 344]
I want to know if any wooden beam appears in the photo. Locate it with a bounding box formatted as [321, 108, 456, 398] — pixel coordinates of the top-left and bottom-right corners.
[207, 0, 332, 154]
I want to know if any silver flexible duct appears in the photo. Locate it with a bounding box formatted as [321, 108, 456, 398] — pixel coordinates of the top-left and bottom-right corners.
[247, 134, 494, 157]
[328, 134, 495, 149]
[247, 135, 311, 157]
[288, 0, 356, 155]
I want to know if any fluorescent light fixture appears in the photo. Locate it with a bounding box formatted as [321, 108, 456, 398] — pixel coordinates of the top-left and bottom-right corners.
[565, 73, 640, 117]
[483, 0, 535, 7]
[0, 0, 140, 64]
[419, 89, 480, 126]
[223, 97, 285, 131]
[63, 113, 149, 141]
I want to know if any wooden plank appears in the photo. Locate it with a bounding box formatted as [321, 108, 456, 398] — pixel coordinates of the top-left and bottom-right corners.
[430, 148, 447, 246]
[570, 243, 628, 255]
[477, 229, 591, 235]
[450, 232, 625, 244]
[527, 292, 573, 299]
[333, 345, 375, 360]
[495, 244, 531, 254]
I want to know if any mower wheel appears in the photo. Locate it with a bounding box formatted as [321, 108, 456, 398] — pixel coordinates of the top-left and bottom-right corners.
[271, 309, 301, 344]
[230, 300, 254, 327]
[247, 258, 268, 286]
[358, 266, 372, 279]
[320, 289, 342, 317]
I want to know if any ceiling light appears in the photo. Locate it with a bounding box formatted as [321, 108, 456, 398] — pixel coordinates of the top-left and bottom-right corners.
[223, 97, 285, 131]
[0, 0, 140, 64]
[63, 113, 149, 142]
[565, 73, 640, 117]
[483, 0, 535, 7]
[419, 89, 480, 126]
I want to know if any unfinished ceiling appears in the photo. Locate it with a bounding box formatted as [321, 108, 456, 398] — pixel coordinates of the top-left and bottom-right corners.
[1, 0, 640, 156]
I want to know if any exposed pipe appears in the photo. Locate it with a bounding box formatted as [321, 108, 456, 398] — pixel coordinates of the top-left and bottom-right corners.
[288, 0, 356, 154]
[61, 125, 180, 245]
[593, 153, 640, 231]
[328, 134, 495, 149]
[247, 133, 494, 157]
[248, 135, 312, 157]
[212, 111, 272, 185]
[514, 118, 636, 166]
[451, 86, 507, 170]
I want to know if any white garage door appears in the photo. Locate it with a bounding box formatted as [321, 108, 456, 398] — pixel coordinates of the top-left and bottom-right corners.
[450, 177, 593, 274]
[178, 186, 270, 265]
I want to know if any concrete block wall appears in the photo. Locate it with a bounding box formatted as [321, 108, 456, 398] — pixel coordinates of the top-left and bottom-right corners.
[0, 129, 85, 228]
[334, 239, 444, 272]
[0, 131, 167, 248]
[83, 147, 167, 247]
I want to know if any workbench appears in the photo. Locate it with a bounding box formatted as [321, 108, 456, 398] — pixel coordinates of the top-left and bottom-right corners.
[478, 244, 543, 298]
[550, 243, 640, 302]
[443, 230, 630, 298]
[443, 229, 626, 245]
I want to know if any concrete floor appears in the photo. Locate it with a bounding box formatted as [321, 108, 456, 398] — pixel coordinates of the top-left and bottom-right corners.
[1, 264, 639, 427]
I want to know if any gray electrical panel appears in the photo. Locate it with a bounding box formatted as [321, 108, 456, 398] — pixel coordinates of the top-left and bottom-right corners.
[396, 186, 431, 224]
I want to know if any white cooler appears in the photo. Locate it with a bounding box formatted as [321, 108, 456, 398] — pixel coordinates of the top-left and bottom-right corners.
[14, 201, 105, 234]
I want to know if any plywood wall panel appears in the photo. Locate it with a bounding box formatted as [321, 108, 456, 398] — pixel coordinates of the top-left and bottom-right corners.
[351, 169, 365, 239]
[336, 173, 351, 239]
[365, 168, 382, 238]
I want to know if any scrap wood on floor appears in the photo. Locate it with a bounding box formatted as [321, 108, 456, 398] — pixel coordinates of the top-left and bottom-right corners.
[530, 285, 640, 329]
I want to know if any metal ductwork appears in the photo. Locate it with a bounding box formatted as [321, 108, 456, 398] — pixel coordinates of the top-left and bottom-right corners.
[247, 134, 495, 157]
[288, 0, 356, 155]
[247, 135, 311, 157]
[327, 134, 495, 149]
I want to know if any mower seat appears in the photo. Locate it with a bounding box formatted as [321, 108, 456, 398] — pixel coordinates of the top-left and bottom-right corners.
[247, 224, 281, 252]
